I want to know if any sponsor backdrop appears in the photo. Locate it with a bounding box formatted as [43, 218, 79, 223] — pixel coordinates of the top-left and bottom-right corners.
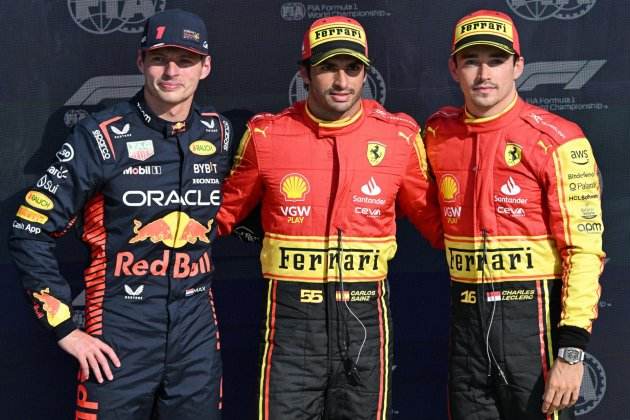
[0, 1, 627, 418]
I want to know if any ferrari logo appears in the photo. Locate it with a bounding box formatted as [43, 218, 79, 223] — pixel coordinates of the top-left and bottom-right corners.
[504, 143, 522, 167]
[367, 142, 386, 166]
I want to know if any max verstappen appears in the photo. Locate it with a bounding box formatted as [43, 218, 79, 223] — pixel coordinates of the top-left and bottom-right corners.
[216, 16, 443, 420]
[9, 9, 233, 419]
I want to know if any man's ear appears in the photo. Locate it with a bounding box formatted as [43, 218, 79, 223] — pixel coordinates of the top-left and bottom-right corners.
[200, 55, 212, 80]
[448, 57, 458, 83]
[136, 50, 145, 74]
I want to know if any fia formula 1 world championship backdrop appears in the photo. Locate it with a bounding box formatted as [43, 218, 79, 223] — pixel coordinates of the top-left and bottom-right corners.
[1, 1, 628, 419]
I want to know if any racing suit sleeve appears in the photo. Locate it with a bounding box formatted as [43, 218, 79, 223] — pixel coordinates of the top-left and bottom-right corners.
[9, 122, 104, 340]
[216, 127, 264, 236]
[542, 136, 605, 350]
[397, 131, 444, 249]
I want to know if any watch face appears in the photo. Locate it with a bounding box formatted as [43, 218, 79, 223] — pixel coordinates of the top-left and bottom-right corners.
[566, 349, 580, 361]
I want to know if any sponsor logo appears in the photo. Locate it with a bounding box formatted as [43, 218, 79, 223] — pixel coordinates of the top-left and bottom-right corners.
[67, 0, 166, 34]
[444, 206, 462, 224]
[114, 250, 212, 279]
[575, 352, 606, 415]
[185, 286, 207, 297]
[36, 174, 60, 195]
[352, 195, 385, 205]
[360, 177, 381, 196]
[504, 143, 522, 167]
[189, 140, 216, 156]
[568, 171, 595, 180]
[25, 191, 54, 211]
[568, 192, 599, 202]
[279, 246, 380, 273]
[580, 207, 598, 220]
[123, 189, 221, 207]
[497, 206, 526, 217]
[577, 222, 602, 233]
[448, 246, 533, 274]
[201, 119, 216, 131]
[281, 205, 311, 224]
[569, 181, 597, 192]
[500, 177, 521, 195]
[92, 129, 112, 160]
[17, 205, 48, 224]
[440, 174, 459, 202]
[33, 288, 71, 327]
[12, 220, 42, 235]
[127, 140, 154, 161]
[128, 211, 214, 248]
[570, 149, 590, 165]
[122, 165, 162, 176]
[182, 29, 200, 41]
[124, 285, 144, 301]
[486, 289, 535, 302]
[289, 65, 386, 105]
[537, 140, 552, 154]
[335, 290, 376, 302]
[506, 0, 597, 21]
[47, 164, 68, 180]
[111, 123, 132, 139]
[280, 2, 391, 21]
[194, 163, 219, 174]
[171, 121, 186, 133]
[367, 142, 386, 166]
[281, 173, 310, 201]
[192, 178, 220, 185]
[56, 142, 74, 162]
[221, 119, 231, 152]
[137, 100, 151, 123]
[354, 206, 382, 218]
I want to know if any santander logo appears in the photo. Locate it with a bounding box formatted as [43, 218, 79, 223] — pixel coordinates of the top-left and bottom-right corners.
[361, 177, 382, 196]
[500, 177, 521, 196]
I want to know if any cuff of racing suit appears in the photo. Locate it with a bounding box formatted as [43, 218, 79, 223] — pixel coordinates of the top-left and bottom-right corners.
[54, 318, 77, 341]
[557, 325, 590, 350]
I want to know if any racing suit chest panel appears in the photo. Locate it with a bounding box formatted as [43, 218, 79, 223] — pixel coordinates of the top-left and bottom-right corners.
[92, 109, 229, 302]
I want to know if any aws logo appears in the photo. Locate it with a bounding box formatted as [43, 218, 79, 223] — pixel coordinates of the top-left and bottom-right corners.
[281, 173, 310, 201]
[440, 174, 460, 202]
[570, 149, 590, 165]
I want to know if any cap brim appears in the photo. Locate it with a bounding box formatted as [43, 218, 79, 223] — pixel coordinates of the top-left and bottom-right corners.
[451, 41, 515, 56]
[310, 48, 370, 66]
[144, 44, 209, 56]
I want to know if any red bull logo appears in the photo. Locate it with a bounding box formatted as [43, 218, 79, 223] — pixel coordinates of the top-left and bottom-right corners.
[114, 250, 212, 279]
[33, 288, 71, 327]
[129, 211, 213, 248]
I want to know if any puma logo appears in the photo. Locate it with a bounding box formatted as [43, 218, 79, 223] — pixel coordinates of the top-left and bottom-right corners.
[426, 126, 437, 137]
[398, 131, 412, 144]
[537, 140, 551, 154]
[254, 127, 268, 138]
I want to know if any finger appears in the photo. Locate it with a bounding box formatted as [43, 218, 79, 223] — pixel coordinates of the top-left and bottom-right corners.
[560, 389, 573, 409]
[94, 350, 114, 381]
[98, 342, 121, 368]
[87, 353, 104, 383]
[541, 389, 555, 413]
[79, 357, 90, 382]
[549, 391, 564, 414]
[568, 389, 580, 407]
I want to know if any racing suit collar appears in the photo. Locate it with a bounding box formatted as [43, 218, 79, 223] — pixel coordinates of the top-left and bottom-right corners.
[464, 95, 524, 133]
[301, 100, 367, 137]
[133, 90, 198, 137]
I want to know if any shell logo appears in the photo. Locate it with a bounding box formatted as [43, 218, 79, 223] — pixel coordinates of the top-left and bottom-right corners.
[189, 140, 216, 156]
[26, 190, 54, 211]
[281, 173, 310, 201]
[440, 174, 459, 202]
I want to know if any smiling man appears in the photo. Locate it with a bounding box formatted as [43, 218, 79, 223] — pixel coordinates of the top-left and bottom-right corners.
[9, 9, 233, 419]
[216, 15, 442, 420]
[424, 9, 605, 420]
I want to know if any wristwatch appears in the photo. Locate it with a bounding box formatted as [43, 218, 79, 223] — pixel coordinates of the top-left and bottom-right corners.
[557, 347, 585, 365]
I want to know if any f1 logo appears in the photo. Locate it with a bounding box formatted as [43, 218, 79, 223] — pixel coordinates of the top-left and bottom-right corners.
[517, 60, 606, 91]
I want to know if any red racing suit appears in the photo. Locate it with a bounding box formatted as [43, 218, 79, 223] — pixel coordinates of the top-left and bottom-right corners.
[425, 96, 605, 420]
[217, 99, 442, 420]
